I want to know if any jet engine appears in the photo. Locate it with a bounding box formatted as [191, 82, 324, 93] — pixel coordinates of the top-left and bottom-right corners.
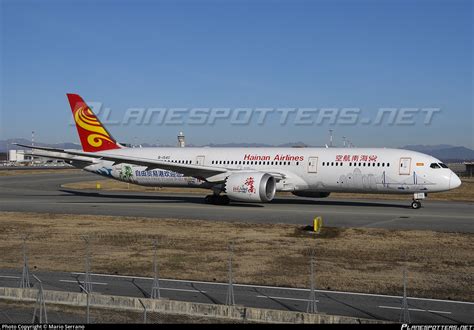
[292, 191, 331, 198]
[225, 172, 276, 202]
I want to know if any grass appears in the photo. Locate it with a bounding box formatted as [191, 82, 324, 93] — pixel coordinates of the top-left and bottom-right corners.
[0, 211, 472, 302]
[62, 177, 474, 202]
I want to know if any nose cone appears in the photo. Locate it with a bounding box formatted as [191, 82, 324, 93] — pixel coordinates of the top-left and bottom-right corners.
[449, 172, 462, 189]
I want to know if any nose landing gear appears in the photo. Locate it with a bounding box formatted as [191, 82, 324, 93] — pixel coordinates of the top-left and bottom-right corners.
[411, 200, 421, 209]
[411, 192, 426, 209]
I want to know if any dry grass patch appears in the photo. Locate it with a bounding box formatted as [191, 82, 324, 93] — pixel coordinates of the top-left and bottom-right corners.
[0, 212, 472, 301]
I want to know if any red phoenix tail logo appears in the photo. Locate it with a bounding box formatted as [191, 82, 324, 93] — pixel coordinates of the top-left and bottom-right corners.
[67, 94, 120, 152]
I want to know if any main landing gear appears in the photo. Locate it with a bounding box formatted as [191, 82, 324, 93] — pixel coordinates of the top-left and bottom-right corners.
[204, 194, 230, 205]
[411, 193, 426, 209]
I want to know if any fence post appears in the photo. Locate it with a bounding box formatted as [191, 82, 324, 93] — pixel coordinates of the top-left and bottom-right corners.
[151, 239, 161, 299]
[139, 299, 147, 323]
[226, 241, 235, 306]
[20, 235, 31, 288]
[399, 268, 410, 323]
[306, 248, 318, 314]
[31, 275, 47, 324]
[79, 284, 90, 324]
[81, 235, 93, 294]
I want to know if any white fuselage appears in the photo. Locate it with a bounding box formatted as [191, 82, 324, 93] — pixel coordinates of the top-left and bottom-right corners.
[81, 147, 461, 195]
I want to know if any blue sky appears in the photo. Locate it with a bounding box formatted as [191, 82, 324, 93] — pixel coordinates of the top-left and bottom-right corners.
[1, 0, 472, 148]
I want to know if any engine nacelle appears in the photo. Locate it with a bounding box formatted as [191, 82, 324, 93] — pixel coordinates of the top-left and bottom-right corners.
[225, 172, 276, 202]
[292, 191, 331, 198]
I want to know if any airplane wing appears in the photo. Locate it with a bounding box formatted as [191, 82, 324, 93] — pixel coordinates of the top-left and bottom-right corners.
[15, 144, 286, 182]
[22, 149, 94, 163]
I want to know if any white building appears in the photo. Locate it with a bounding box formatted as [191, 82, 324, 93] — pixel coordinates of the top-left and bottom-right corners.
[8, 149, 27, 163]
[7, 149, 63, 165]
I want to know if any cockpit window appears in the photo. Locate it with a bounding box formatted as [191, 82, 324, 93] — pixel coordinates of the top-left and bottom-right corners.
[438, 163, 449, 169]
[430, 163, 440, 169]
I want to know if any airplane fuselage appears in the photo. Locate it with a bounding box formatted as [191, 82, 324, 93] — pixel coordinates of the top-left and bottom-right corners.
[81, 147, 461, 195]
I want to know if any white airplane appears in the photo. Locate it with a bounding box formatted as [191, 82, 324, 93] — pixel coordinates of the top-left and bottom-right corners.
[17, 94, 462, 209]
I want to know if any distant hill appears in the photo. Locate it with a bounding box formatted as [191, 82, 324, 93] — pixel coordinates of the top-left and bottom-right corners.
[402, 145, 474, 162]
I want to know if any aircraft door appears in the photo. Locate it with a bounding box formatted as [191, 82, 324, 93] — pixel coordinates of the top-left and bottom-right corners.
[308, 157, 318, 173]
[196, 155, 205, 165]
[399, 157, 411, 175]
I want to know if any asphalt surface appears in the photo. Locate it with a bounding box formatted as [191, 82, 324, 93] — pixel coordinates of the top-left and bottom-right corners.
[0, 269, 472, 323]
[0, 170, 473, 323]
[0, 170, 472, 232]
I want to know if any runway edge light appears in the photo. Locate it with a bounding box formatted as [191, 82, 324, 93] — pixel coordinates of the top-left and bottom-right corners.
[313, 216, 322, 233]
